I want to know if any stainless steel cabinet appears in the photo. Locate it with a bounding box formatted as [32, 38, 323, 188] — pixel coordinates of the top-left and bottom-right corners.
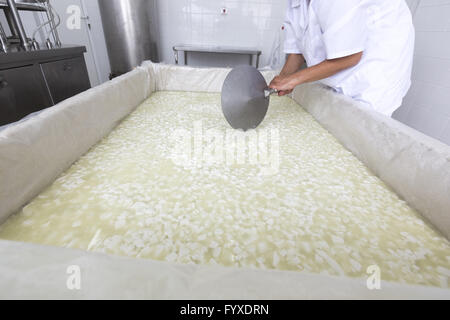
[0, 65, 52, 125]
[41, 57, 91, 105]
[0, 46, 91, 126]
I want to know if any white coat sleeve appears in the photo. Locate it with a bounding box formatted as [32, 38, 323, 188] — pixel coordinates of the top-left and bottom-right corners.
[284, 1, 303, 54]
[314, 0, 369, 60]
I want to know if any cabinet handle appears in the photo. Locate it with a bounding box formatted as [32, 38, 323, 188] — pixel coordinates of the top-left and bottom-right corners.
[63, 63, 73, 71]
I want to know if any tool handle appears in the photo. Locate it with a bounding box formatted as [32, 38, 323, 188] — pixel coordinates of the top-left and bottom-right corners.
[264, 88, 278, 98]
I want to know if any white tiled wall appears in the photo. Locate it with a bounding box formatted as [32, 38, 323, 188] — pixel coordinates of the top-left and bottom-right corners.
[157, 0, 287, 68]
[393, 0, 450, 145]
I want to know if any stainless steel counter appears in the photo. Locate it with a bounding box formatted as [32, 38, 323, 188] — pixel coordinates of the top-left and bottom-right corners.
[173, 44, 262, 68]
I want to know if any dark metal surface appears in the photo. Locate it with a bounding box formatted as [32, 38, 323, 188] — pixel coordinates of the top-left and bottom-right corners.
[0, 46, 90, 126]
[221, 65, 270, 131]
[0, 65, 52, 126]
[40, 56, 91, 104]
[0, 46, 86, 68]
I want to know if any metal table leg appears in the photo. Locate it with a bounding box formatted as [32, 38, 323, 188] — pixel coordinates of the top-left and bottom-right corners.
[173, 48, 179, 64]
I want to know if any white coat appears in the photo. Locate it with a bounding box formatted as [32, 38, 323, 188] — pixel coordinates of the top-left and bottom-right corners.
[284, 0, 415, 116]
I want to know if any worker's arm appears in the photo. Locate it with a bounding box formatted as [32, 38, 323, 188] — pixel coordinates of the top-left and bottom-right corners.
[270, 52, 363, 96]
[280, 54, 306, 76]
[275, 54, 306, 96]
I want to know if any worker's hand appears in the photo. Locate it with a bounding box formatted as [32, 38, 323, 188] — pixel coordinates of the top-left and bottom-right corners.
[269, 75, 298, 96]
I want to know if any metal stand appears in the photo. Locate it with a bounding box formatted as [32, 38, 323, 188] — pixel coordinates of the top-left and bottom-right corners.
[0, 0, 59, 52]
[0, 21, 8, 52]
[6, 0, 31, 51]
[43, 1, 61, 47]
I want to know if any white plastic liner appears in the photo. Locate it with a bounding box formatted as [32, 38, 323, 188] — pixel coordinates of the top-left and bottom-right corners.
[0, 62, 449, 299]
[0, 68, 151, 225]
[1, 240, 449, 300]
[292, 84, 450, 239]
[141, 61, 278, 93]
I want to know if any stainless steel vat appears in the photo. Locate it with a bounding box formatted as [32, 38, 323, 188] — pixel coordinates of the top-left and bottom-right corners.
[98, 0, 159, 78]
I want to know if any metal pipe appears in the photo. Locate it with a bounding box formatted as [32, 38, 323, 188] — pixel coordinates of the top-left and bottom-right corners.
[0, 22, 8, 53]
[45, 1, 61, 47]
[6, 0, 31, 50]
[173, 47, 179, 64]
[4, 9, 19, 38]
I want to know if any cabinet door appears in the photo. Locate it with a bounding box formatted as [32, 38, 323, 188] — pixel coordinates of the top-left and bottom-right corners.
[41, 56, 91, 104]
[0, 65, 53, 126]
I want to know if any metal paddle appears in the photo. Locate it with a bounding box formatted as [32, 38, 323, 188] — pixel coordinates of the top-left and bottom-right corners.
[221, 65, 277, 131]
